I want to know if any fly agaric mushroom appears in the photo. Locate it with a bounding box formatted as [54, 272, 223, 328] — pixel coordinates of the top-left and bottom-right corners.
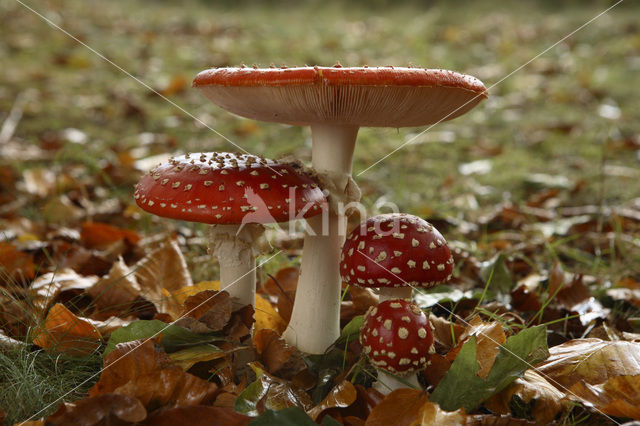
[341, 213, 453, 302]
[193, 66, 486, 354]
[361, 299, 433, 393]
[134, 152, 325, 308]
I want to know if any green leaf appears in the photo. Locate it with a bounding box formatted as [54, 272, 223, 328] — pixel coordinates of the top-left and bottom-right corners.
[334, 315, 363, 346]
[480, 253, 515, 295]
[430, 325, 549, 411]
[248, 407, 315, 425]
[103, 320, 222, 356]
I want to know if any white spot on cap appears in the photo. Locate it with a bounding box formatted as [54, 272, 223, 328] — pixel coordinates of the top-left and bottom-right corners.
[398, 328, 409, 339]
[390, 302, 402, 309]
[412, 239, 419, 247]
[437, 264, 445, 271]
[236, 181, 245, 187]
[357, 265, 366, 272]
[418, 328, 427, 338]
[172, 182, 181, 188]
[387, 351, 396, 359]
[375, 251, 387, 263]
[393, 251, 402, 257]
[219, 184, 225, 191]
[429, 242, 436, 249]
[260, 183, 269, 189]
[399, 358, 411, 365]
[401, 316, 411, 323]
[147, 201, 155, 207]
[357, 241, 365, 250]
[410, 347, 419, 354]
[161, 179, 169, 185]
[393, 233, 405, 239]
[371, 329, 378, 337]
[391, 267, 402, 274]
[184, 184, 192, 191]
[204, 181, 213, 186]
[407, 260, 416, 268]
[383, 319, 392, 330]
[422, 261, 430, 270]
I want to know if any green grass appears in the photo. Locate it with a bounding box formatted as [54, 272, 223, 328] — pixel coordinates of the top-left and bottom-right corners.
[0, 346, 102, 424]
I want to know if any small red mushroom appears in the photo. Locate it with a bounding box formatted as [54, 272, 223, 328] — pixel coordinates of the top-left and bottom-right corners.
[360, 299, 433, 393]
[134, 152, 325, 309]
[341, 213, 454, 302]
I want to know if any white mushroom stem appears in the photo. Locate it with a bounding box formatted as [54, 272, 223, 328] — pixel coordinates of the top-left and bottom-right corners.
[283, 123, 359, 354]
[378, 287, 413, 303]
[208, 223, 268, 308]
[373, 370, 421, 395]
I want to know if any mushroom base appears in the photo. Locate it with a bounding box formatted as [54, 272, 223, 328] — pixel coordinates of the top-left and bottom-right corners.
[373, 370, 421, 395]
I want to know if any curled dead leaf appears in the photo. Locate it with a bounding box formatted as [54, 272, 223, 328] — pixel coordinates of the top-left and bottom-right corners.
[365, 388, 429, 426]
[88, 256, 141, 313]
[46, 393, 146, 425]
[180, 290, 232, 331]
[307, 380, 357, 421]
[536, 338, 640, 420]
[253, 328, 304, 377]
[143, 406, 250, 426]
[32, 303, 102, 356]
[90, 339, 218, 408]
[485, 369, 568, 424]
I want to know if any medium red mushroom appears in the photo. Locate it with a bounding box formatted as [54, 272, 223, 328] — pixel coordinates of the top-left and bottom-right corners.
[341, 213, 453, 302]
[360, 299, 433, 393]
[194, 66, 486, 353]
[134, 152, 325, 308]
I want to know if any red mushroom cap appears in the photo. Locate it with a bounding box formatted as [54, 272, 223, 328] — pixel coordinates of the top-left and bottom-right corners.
[360, 299, 433, 375]
[340, 213, 453, 289]
[134, 152, 325, 224]
[193, 66, 487, 127]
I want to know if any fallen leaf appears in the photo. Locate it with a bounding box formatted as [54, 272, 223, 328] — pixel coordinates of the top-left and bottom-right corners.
[80, 221, 140, 250]
[104, 319, 222, 355]
[414, 399, 466, 425]
[90, 339, 218, 408]
[429, 314, 466, 352]
[134, 238, 193, 314]
[253, 328, 301, 376]
[32, 303, 102, 356]
[364, 388, 429, 426]
[255, 295, 287, 334]
[180, 290, 232, 331]
[248, 406, 319, 425]
[29, 268, 98, 311]
[307, 380, 357, 421]
[261, 267, 298, 322]
[45, 393, 147, 425]
[0, 242, 35, 284]
[87, 256, 141, 313]
[485, 369, 568, 424]
[536, 338, 640, 419]
[234, 362, 312, 417]
[167, 344, 227, 370]
[431, 325, 548, 412]
[143, 406, 251, 426]
[171, 280, 221, 305]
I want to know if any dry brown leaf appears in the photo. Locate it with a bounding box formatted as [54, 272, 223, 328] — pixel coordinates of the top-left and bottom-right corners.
[365, 388, 429, 426]
[413, 400, 466, 426]
[308, 380, 358, 421]
[45, 393, 147, 425]
[170, 280, 221, 305]
[536, 338, 640, 420]
[134, 238, 192, 315]
[87, 256, 141, 313]
[143, 406, 251, 426]
[32, 303, 102, 356]
[466, 414, 535, 425]
[180, 290, 232, 331]
[80, 221, 141, 250]
[253, 328, 302, 376]
[0, 241, 35, 284]
[261, 267, 298, 322]
[485, 369, 568, 424]
[90, 339, 218, 408]
[429, 313, 466, 352]
[548, 262, 590, 309]
[450, 317, 506, 379]
[30, 269, 98, 311]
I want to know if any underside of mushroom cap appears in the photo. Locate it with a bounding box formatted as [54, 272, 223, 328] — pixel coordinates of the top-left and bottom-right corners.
[134, 152, 326, 224]
[193, 66, 487, 127]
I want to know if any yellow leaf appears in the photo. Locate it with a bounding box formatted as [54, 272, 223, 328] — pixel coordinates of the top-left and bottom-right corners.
[168, 344, 228, 370]
[171, 281, 220, 306]
[255, 296, 286, 334]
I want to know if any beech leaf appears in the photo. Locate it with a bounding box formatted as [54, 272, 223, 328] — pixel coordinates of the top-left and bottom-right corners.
[430, 325, 548, 411]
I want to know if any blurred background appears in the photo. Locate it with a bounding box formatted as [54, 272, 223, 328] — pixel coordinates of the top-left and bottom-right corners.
[1, 0, 639, 273]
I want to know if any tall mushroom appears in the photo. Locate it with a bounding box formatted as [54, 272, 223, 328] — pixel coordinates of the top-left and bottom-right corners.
[134, 152, 325, 308]
[193, 66, 486, 353]
[340, 213, 453, 302]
